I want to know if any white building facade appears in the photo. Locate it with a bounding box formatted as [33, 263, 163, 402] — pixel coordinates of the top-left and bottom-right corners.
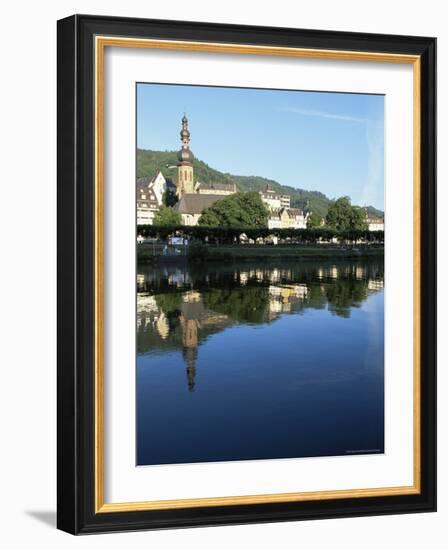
[136, 171, 166, 225]
[367, 216, 385, 231]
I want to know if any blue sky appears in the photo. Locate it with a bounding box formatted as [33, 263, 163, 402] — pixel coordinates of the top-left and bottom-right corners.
[137, 83, 384, 210]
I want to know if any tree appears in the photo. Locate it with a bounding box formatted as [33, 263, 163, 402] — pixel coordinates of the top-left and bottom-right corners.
[325, 196, 367, 231]
[198, 192, 268, 228]
[307, 211, 323, 229]
[163, 189, 177, 207]
[153, 206, 181, 226]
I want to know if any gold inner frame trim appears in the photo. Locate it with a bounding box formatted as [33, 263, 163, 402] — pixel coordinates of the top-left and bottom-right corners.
[94, 35, 421, 514]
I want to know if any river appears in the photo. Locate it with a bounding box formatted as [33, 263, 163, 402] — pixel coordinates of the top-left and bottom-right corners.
[136, 259, 384, 465]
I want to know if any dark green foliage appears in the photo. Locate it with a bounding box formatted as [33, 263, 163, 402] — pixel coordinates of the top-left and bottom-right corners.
[153, 206, 182, 226]
[188, 244, 232, 263]
[324, 280, 369, 318]
[198, 192, 269, 228]
[307, 211, 323, 229]
[137, 149, 235, 187]
[325, 197, 368, 231]
[163, 189, 177, 207]
[137, 223, 384, 245]
[154, 292, 183, 314]
[137, 149, 383, 219]
[188, 243, 210, 261]
[203, 287, 270, 324]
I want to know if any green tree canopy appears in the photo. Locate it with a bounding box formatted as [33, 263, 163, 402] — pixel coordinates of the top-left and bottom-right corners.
[325, 196, 367, 231]
[307, 211, 323, 229]
[163, 189, 178, 207]
[153, 205, 182, 226]
[198, 192, 268, 228]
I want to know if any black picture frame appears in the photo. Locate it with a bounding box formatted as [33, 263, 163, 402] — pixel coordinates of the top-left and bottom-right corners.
[57, 14, 436, 534]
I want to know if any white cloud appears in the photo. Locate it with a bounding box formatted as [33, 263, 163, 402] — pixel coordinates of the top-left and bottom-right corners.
[276, 105, 384, 210]
[361, 120, 384, 209]
[276, 106, 369, 124]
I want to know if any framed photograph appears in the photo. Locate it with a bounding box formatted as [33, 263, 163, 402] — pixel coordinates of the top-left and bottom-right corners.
[57, 14, 436, 534]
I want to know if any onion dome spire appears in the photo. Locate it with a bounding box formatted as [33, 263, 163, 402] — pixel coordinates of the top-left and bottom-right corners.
[177, 114, 194, 163]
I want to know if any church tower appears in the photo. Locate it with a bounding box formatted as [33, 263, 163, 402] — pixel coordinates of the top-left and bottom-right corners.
[177, 114, 195, 197]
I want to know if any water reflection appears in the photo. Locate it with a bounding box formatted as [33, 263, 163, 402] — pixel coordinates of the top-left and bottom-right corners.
[137, 261, 384, 392]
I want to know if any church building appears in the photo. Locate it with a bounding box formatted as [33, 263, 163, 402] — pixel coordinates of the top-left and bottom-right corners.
[138, 115, 310, 229]
[176, 114, 195, 197]
[174, 115, 236, 225]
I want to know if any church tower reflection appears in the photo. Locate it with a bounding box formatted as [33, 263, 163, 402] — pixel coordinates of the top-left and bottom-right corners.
[137, 260, 385, 393]
[183, 347, 198, 392]
[181, 316, 200, 391]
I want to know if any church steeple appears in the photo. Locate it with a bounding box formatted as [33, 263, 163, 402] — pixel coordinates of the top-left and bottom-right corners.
[177, 114, 195, 197]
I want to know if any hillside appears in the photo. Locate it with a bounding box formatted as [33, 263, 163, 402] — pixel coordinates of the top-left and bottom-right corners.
[137, 149, 383, 219]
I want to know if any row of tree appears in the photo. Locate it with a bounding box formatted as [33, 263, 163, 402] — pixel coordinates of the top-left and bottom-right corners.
[154, 192, 374, 232]
[137, 224, 384, 244]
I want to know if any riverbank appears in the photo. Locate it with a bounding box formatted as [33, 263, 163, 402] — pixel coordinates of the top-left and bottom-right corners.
[137, 243, 384, 264]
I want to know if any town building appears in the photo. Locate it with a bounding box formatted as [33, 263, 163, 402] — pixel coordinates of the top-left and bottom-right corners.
[267, 209, 282, 229]
[259, 185, 290, 210]
[266, 207, 308, 229]
[366, 213, 385, 231]
[280, 207, 308, 229]
[280, 194, 291, 209]
[136, 171, 172, 225]
[259, 184, 308, 229]
[194, 181, 236, 195]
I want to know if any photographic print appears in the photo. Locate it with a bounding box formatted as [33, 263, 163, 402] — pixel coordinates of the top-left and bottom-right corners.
[58, 17, 436, 533]
[136, 83, 385, 466]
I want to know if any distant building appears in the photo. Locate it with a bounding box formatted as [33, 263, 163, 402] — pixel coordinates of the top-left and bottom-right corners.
[259, 186, 280, 209]
[365, 209, 385, 231]
[259, 184, 307, 229]
[281, 207, 308, 229]
[280, 194, 291, 209]
[195, 181, 236, 195]
[137, 171, 168, 225]
[259, 185, 290, 211]
[267, 209, 282, 229]
[267, 207, 308, 229]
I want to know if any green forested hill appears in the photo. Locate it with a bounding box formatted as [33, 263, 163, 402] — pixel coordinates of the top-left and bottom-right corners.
[137, 149, 383, 218]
